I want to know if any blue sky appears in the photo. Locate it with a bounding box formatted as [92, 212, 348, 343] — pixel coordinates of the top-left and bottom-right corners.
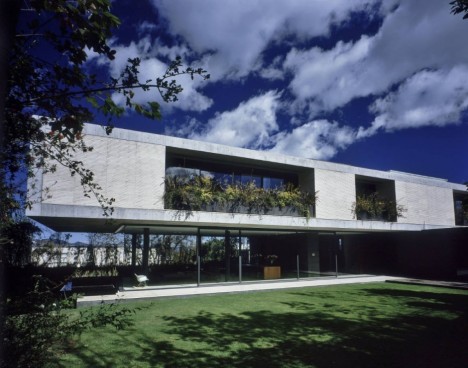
[93, 0, 467, 185]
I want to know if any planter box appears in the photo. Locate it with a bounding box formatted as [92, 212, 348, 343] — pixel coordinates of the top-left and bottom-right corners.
[264, 266, 281, 280]
[71, 276, 119, 295]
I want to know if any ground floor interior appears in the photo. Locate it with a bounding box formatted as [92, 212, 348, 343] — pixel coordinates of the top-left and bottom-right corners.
[118, 226, 468, 288]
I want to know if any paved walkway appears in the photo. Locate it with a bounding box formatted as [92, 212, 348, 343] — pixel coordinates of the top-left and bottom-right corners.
[77, 275, 403, 307]
[388, 278, 468, 290]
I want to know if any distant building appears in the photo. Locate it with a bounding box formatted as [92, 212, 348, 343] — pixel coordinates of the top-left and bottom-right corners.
[27, 124, 468, 282]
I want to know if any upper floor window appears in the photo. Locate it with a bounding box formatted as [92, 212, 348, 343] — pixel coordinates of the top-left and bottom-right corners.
[454, 193, 468, 226]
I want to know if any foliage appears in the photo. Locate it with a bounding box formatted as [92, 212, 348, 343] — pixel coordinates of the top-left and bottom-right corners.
[2, 3, 209, 363]
[0, 220, 40, 266]
[201, 238, 226, 263]
[451, 0, 468, 19]
[2, 275, 137, 368]
[1, 0, 209, 223]
[164, 175, 317, 218]
[88, 233, 122, 266]
[152, 234, 197, 265]
[351, 192, 406, 221]
[72, 266, 118, 278]
[265, 254, 278, 265]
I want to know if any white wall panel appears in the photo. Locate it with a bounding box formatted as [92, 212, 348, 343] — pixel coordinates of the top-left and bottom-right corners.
[315, 169, 355, 220]
[395, 181, 455, 226]
[42, 134, 166, 210]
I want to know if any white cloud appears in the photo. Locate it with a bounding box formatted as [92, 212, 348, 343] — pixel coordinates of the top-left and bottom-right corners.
[153, 0, 381, 81]
[165, 117, 201, 138]
[269, 120, 357, 160]
[284, 0, 468, 117]
[95, 0, 468, 164]
[187, 91, 281, 148]
[91, 38, 213, 112]
[358, 66, 468, 138]
[259, 56, 286, 81]
[284, 36, 373, 115]
[137, 21, 158, 35]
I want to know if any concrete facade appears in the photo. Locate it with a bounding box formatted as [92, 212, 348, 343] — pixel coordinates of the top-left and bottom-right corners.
[40, 134, 166, 210]
[26, 124, 468, 281]
[314, 169, 356, 221]
[28, 123, 466, 233]
[395, 181, 456, 226]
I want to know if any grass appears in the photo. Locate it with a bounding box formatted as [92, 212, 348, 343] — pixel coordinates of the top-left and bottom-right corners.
[58, 282, 468, 368]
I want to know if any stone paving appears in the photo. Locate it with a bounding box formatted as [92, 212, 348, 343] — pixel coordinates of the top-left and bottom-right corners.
[77, 275, 404, 307]
[387, 278, 468, 290]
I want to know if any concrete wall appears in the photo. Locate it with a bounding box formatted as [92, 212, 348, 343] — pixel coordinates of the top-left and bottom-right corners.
[30, 124, 464, 231]
[41, 134, 166, 210]
[395, 181, 455, 226]
[315, 169, 355, 220]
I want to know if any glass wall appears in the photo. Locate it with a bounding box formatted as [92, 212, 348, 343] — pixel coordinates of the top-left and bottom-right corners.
[454, 193, 468, 226]
[123, 230, 355, 288]
[166, 154, 297, 189]
[200, 233, 242, 283]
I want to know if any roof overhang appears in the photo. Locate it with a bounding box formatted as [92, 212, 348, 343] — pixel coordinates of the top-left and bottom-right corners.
[27, 203, 454, 235]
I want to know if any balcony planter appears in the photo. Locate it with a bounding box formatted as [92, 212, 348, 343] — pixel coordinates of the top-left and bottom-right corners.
[357, 211, 369, 220]
[264, 266, 281, 280]
[352, 193, 406, 222]
[164, 175, 317, 219]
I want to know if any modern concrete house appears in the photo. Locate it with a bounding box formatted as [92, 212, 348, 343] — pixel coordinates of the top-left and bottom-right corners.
[27, 124, 468, 283]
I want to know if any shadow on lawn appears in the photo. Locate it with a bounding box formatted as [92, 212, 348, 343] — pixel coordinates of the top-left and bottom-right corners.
[63, 287, 468, 368]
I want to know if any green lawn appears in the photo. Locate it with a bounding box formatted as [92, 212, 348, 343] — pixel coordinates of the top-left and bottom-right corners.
[59, 282, 468, 368]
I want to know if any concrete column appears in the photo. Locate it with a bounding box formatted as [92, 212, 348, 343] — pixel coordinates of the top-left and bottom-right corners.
[239, 230, 242, 283]
[225, 230, 231, 282]
[142, 228, 150, 274]
[196, 228, 201, 286]
[306, 233, 320, 275]
[131, 234, 137, 268]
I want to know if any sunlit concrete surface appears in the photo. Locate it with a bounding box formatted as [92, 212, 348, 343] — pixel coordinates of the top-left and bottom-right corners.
[77, 275, 403, 307]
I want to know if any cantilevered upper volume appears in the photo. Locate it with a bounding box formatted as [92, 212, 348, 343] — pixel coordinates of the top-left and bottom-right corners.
[26, 123, 466, 234]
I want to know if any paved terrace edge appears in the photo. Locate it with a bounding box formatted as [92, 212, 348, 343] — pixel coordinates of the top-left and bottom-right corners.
[77, 275, 404, 307]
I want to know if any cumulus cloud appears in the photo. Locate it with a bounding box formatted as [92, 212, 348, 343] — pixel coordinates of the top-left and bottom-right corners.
[259, 56, 286, 81]
[153, 0, 380, 81]
[269, 120, 357, 160]
[284, 0, 468, 118]
[92, 0, 468, 164]
[170, 93, 361, 161]
[284, 36, 373, 116]
[88, 37, 212, 113]
[187, 90, 281, 148]
[358, 66, 468, 138]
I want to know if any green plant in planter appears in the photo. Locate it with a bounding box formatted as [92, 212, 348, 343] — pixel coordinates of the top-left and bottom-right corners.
[164, 176, 192, 211]
[189, 176, 216, 210]
[164, 175, 317, 219]
[274, 183, 316, 218]
[265, 254, 278, 265]
[240, 181, 267, 214]
[298, 189, 318, 218]
[275, 184, 296, 210]
[352, 192, 405, 221]
[224, 183, 244, 212]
